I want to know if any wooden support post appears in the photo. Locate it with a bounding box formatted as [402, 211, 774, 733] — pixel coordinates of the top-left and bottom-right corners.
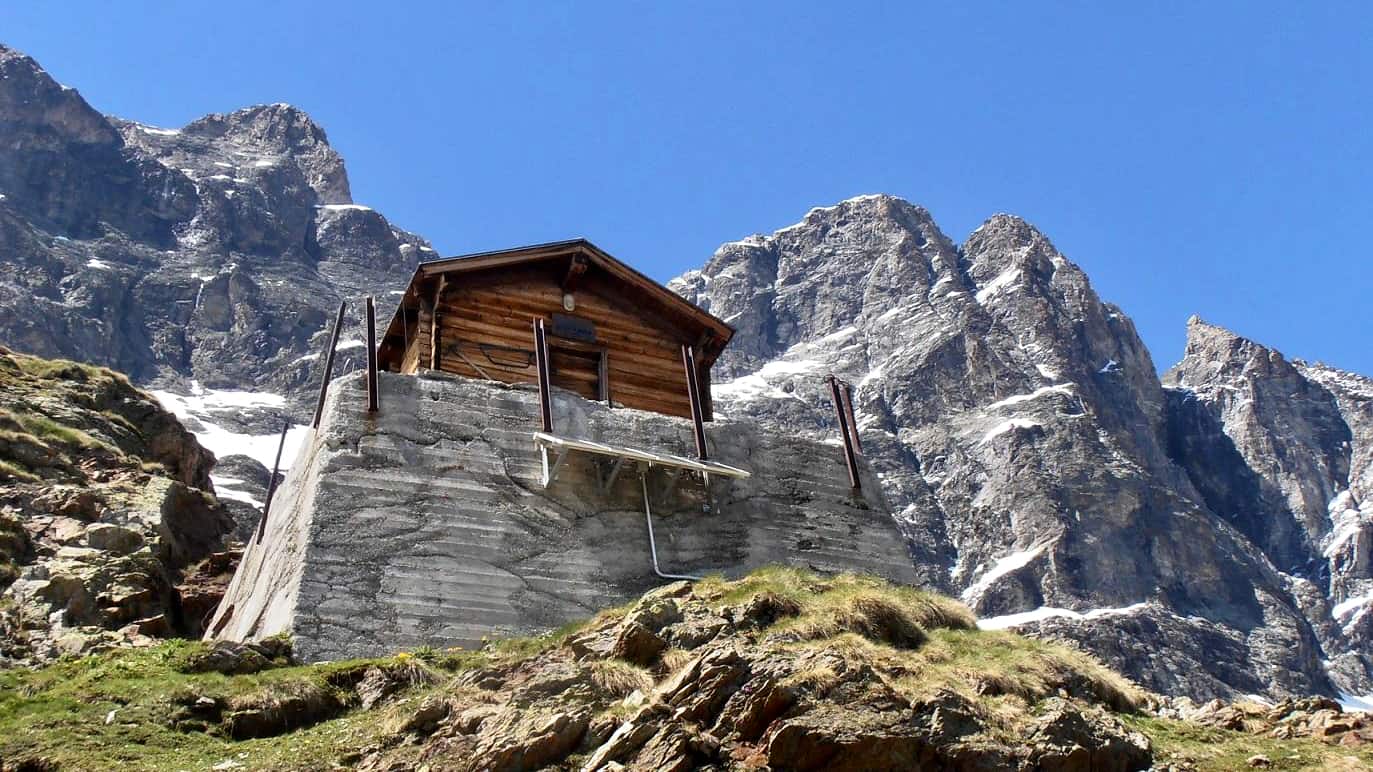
[827, 375, 861, 490]
[598, 350, 611, 406]
[840, 380, 862, 455]
[430, 276, 445, 371]
[256, 419, 291, 544]
[365, 296, 379, 413]
[533, 318, 553, 433]
[312, 301, 347, 429]
[681, 345, 708, 460]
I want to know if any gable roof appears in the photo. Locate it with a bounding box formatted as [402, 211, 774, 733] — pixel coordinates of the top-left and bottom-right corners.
[377, 239, 735, 369]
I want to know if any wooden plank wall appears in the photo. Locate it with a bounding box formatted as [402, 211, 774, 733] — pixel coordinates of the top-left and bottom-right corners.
[407, 265, 704, 419]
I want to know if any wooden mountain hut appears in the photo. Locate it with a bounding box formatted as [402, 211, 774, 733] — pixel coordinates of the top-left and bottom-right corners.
[376, 239, 735, 421]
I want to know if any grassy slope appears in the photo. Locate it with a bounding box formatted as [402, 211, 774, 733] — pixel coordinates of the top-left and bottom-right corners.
[0, 640, 464, 771]
[0, 568, 1369, 771]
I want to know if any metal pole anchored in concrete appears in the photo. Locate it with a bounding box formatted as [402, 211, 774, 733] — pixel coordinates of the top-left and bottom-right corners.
[840, 379, 862, 455]
[533, 318, 553, 433]
[641, 471, 702, 582]
[827, 375, 861, 491]
[680, 345, 708, 460]
[312, 301, 347, 429]
[365, 296, 379, 413]
[256, 418, 291, 544]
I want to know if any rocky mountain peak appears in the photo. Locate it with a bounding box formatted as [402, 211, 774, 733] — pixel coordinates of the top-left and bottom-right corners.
[125, 102, 353, 205]
[1168, 314, 1362, 558]
[1168, 316, 1302, 393]
[0, 47, 188, 242]
[0, 45, 114, 144]
[0, 43, 424, 403]
[963, 213, 1073, 284]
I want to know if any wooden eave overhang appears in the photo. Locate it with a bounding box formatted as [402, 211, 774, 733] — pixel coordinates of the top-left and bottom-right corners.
[378, 239, 735, 370]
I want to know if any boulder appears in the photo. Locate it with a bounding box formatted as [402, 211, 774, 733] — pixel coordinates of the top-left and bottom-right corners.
[84, 523, 144, 555]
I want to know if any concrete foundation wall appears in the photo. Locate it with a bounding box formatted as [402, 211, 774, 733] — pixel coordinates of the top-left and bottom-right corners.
[209, 370, 917, 661]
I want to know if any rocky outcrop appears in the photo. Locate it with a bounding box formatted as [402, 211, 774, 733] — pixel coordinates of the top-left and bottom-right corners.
[355, 571, 1154, 771]
[1164, 695, 1373, 749]
[671, 194, 1367, 701]
[10, 568, 1373, 770]
[0, 44, 428, 416]
[0, 347, 236, 662]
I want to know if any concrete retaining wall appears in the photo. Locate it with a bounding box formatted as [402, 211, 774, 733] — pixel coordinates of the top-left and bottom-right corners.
[209, 370, 917, 661]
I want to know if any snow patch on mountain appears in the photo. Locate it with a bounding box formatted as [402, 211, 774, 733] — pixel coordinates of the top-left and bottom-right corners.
[975, 268, 1021, 303]
[961, 542, 1050, 603]
[985, 383, 1075, 410]
[978, 602, 1152, 631]
[149, 383, 308, 471]
[980, 418, 1041, 444]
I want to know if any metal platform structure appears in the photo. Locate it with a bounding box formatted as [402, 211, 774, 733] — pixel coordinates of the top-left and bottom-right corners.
[532, 431, 750, 489]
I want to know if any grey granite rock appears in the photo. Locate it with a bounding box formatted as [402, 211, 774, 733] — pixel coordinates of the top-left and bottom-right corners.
[672, 194, 1368, 701]
[1165, 317, 1373, 696]
[0, 44, 428, 422]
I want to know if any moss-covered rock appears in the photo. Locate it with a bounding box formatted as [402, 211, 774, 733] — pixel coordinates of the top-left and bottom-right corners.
[0, 347, 235, 664]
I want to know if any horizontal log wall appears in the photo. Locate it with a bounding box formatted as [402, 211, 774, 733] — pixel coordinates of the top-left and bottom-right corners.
[422, 266, 704, 419]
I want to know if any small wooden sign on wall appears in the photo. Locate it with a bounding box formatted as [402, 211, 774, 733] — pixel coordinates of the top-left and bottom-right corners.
[551, 313, 597, 343]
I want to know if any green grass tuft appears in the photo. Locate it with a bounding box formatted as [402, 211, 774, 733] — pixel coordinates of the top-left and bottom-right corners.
[16, 413, 108, 451]
[0, 458, 39, 482]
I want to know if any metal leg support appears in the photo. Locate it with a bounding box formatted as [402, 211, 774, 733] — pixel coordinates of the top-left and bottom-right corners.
[641, 472, 701, 582]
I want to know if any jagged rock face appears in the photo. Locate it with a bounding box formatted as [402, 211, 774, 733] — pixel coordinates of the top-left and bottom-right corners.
[0, 45, 428, 410]
[672, 194, 1368, 701]
[1165, 317, 1373, 697]
[1166, 318, 1351, 570]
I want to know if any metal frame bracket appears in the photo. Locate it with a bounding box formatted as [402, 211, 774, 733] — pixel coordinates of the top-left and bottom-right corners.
[539, 444, 568, 488]
[598, 457, 627, 494]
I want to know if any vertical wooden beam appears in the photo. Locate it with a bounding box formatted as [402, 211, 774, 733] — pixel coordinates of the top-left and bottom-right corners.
[312, 301, 347, 429]
[681, 345, 708, 460]
[695, 333, 716, 422]
[699, 356, 715, 422]
[598, 350, 611, 406]
[827, 375, 861, 490]
[533, 318, 553, 433]
[365, 296, 379, 413]
[840, 380, 862, 454]
[429, 276, 445, 371]
[255, 419, 291, 544]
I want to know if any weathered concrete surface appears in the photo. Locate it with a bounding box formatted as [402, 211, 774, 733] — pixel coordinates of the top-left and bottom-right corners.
[209, 370, 916, 661]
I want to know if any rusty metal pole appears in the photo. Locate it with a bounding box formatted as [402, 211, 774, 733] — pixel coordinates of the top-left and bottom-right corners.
[680, 345, 708, 460]
[533, 318, 553, 433]
[840, 379, 862, 455]
[256, 418, 291, 544]
[365, 296, 379, 413]
[311, 301, 347, 429]
[827, 376, 861, 490]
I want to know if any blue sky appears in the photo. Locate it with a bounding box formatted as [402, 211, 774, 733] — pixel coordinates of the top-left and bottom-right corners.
[4, 2, 1371, 373]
